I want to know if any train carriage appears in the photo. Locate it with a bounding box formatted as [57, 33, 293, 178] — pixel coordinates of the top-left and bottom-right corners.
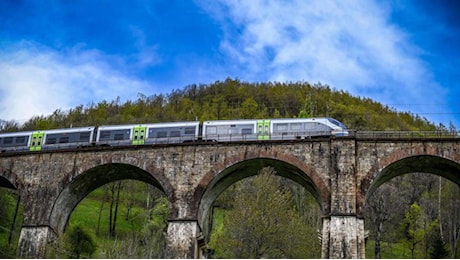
[0, 131, 35, 152]
[202, 119, 263, 142]
[145, 121, 200, 144]
[270, 117, 348, 140]
[1, 117, 348, 153]
[41, 127, 96, 150]
[0, 126, 96, 152]
[203, 117, 348, 142]
[96, 121, 200, 146]
[96, 125, 133, 146]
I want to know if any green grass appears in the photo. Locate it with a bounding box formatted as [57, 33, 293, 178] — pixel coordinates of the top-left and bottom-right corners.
[0, 190, 23, 258]
[365, 239, 426, 259]
[54, 182, 167, 258]
[69, 196, 149, 238]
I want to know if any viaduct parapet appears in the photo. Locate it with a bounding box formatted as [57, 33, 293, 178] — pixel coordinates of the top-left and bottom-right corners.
[1, 137, 459, 258]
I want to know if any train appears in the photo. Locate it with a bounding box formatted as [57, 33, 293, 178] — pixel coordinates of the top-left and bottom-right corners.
[0, 117, 348, 153]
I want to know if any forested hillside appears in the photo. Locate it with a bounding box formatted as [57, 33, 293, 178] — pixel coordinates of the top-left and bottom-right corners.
[0, 79, 458, 258]
[0, 78, 443, 132]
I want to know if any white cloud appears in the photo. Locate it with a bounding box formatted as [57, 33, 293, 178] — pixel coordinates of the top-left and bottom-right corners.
[0, 42, 154, 122]
[200, 0, 450, 124]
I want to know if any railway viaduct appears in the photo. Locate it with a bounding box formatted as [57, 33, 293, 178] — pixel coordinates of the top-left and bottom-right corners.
[0, 135, 459, 258]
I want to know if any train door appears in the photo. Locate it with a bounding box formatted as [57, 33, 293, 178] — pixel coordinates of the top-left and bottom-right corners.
[257, 120, 270, 140]
[132, 125, 147, 145]
[30, 131, 44, 151]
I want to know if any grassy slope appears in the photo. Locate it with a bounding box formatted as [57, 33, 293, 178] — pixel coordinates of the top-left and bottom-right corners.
[63, 184, 156, 258]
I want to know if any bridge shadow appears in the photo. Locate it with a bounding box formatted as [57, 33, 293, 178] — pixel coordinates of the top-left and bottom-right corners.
[49, 163, 165, 235]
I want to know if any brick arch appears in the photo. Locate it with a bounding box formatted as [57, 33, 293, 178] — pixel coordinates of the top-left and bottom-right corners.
[49, 162, 168, 235]
[0, 173, 17, 189]
[0, 163, 19, 189]
[359, 149, 460, 215]
[75, 158, 176, 208]
[194, 151, 330, 236]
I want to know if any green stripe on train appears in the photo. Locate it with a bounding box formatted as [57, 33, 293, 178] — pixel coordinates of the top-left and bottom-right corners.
[257, 120, 270, 140]
[30, 131, 45, 151]
[132, 125, 147, 145]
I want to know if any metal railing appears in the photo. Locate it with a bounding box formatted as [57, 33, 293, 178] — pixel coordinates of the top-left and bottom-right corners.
[2, 131, 459, 154]
[349, 130, 460, 139]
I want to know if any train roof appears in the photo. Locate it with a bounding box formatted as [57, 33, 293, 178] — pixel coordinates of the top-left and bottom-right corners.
[270, 117, 347, 128]
[270, 117, 327, 122]
[203, 117, 346, 125]
[42, 126, 96, 134]
[0, 126, 96, 137]
[203, 119, 258, 125]
[0, 131, 35, 137]
[98, 121, 200, 130]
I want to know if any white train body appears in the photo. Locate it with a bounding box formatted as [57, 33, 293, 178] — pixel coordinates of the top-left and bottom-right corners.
[0, 118, 348, 152]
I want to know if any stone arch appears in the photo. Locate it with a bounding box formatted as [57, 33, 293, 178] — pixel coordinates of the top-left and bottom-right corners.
[361, 154, 460, 214]
[0, 175, 16, 189]
[0, 165, 18, 189]
[49, 162, 166, 234]
[196, 156, 328, 237]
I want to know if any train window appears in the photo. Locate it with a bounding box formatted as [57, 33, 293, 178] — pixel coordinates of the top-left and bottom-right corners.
[304, 123, 316, 130]
[47, 138, 57, 144]
[114, 134, 125, 140]
[242, 128, 252, 135]
[228, 128, 238, 135]
[157, 131, 167, 138]
[4, 137, 13, 144]
[59, 137, 69, 143]
[170, 131, 180, 137]
[140, 129, 145, 139]
[328, 118, 341, 127]
[276, 124, 288, 131]
[217, 126, 228, 135]
[184, 127, 195, 135]
[79, 132, 90, 142]
[15, 136, 26, 144]
[207, 126, 217, 134]
[291, 123, 301, 130]
[100, 131, 111, 140]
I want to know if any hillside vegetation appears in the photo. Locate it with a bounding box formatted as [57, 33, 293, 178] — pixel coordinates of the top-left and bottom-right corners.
[1, 79, 457, 259]
[0, 78, 442, 132]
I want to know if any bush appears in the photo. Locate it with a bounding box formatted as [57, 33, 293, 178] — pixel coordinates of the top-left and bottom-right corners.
[66, 225, 96, 258]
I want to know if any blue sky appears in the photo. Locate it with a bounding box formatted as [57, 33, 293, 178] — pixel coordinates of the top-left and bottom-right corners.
[0, 0, 459, 128]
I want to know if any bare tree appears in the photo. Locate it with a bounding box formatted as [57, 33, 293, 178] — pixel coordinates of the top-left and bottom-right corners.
[441, 181, 460, 258]
[108, 181, 123, 237]
[365, 183, 404, 258]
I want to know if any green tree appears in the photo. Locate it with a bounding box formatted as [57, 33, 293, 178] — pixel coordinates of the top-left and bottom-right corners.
[400, 203, 436, 258]
[66, 225, 96, 258]
[0, 189, 22, 258]
[298, 109, 309, 118]
[208, 167, 320, 258]
[430, 229, 449, 258]
[140, 196, 169, 258]
[239, 97, 259, 119]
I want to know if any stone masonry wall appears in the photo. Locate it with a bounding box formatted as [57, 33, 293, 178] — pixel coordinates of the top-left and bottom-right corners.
[0, 138, 458, 258]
